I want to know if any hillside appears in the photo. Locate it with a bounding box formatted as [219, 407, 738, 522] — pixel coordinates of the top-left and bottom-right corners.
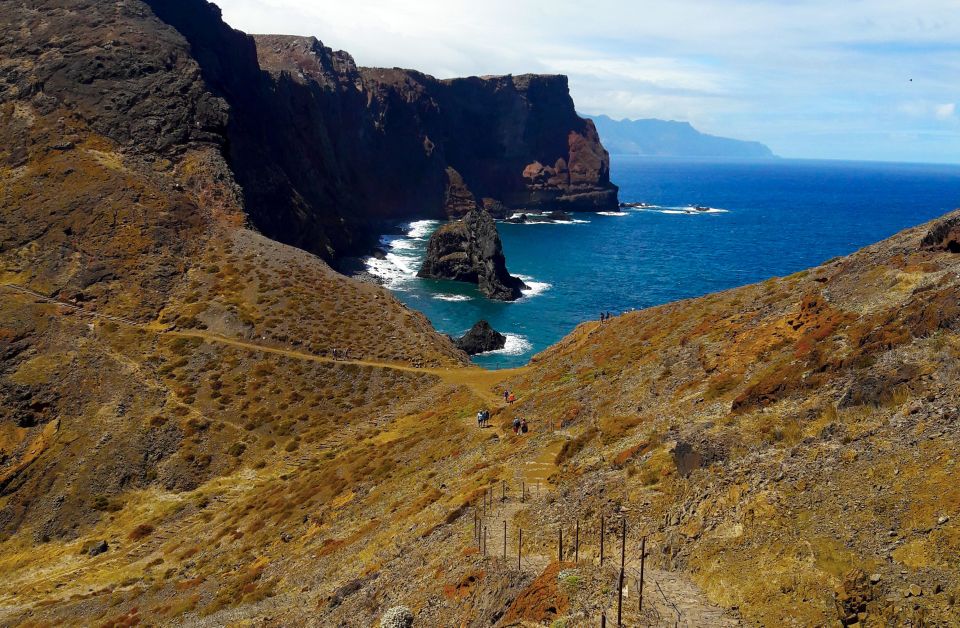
[1, 0, 959, 627]
[587, 114, 776, 159]
[4, 208, 959, 626]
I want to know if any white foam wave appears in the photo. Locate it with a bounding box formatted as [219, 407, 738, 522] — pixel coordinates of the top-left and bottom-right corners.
[385, 252, 418, 276]
[634, 206, 730, 215]
[477, 333, 532, 356]
[388, 238, 418, 251]
[365, 257, 411, 290]
[515, 274, 551, 298]
[407, 219, 440, 239]
[596, 211, 628, 216]
[508, 219, 590, 225]
[433, 293, 472, 302]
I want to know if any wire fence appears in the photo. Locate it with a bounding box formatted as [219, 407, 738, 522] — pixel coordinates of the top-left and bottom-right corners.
[466, 480, 682, 627]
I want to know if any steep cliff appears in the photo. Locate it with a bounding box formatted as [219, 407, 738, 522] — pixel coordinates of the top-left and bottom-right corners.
[418, 209, 527, 300]
[249, 35, 618, 234]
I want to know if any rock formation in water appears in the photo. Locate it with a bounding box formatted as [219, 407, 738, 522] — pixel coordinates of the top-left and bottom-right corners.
[418, 209, 526, 300]
[454, 320, 507, 355]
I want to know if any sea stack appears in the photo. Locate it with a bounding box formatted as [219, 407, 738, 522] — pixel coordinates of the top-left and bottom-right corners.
[418, 209, 527, 301]
[454, 320, 507, 355]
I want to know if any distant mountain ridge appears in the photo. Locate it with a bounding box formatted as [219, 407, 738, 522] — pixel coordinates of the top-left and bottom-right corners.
[586, 113, 776, 159]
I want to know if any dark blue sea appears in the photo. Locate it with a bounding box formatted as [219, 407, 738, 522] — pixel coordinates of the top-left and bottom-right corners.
[366, 157, 960, 368]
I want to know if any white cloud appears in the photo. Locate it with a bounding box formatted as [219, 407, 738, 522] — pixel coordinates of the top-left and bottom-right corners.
[935, 103, 957, 120]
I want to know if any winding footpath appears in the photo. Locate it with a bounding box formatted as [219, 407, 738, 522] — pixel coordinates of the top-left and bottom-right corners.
[3, 283, 739, 626]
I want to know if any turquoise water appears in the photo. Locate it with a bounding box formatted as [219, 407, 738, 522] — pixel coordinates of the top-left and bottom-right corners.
[367, 157, 960, 368]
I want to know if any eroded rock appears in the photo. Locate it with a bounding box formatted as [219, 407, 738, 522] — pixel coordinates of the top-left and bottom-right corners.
[454, 320, 506, 355]
[418, 209, 526, 301]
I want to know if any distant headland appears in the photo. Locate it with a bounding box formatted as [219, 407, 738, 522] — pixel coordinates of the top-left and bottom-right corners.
[586, 114, 776, 159]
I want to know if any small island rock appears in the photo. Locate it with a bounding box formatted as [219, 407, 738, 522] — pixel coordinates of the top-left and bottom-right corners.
[455, 320, 507, 355]
[418, 209, 526, 300]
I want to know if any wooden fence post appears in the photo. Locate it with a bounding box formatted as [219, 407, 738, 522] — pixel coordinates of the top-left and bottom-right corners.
[521, 482, 525, 503]
[620, 519, 626, 573]
[601, 612, 606, 627]
[503, 520, 507, 560]
[600, 515, 605, 566]
[639, 536, 646, 612]
[575, 520, 580, 564]
[617, 568, 624, 627]
[483, 525, 487, 557]
[518, 528, 522, 571]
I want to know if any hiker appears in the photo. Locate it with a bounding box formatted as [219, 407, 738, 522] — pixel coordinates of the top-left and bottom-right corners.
[503, 390, 509, 402]
[520, 418, 528, 434]
[482, 409, 490, 427]
[477, 410, 484, 428]
[508, 392, 516, 404]
[512, 417, 521, 434]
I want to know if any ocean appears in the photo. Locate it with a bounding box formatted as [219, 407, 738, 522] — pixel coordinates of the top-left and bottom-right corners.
[366, 156, 960, 368]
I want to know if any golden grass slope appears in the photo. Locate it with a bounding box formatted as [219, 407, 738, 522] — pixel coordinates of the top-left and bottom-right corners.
[3, 59, 960, 626]
[3, 213, 960, 627]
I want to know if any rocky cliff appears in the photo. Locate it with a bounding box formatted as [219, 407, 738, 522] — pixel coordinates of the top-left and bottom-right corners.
[254, 35, 618, 235]
[418, 209, 527, 300]
[153, 25, 619, 261]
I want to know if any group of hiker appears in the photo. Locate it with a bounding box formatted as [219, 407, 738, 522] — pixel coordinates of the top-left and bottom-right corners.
[511, 417, 529, 434]
[502, 390, 516, 403]
[476, 409, 491, 428]
[331, 348, 353, 360]
[599, 311, 614, 323]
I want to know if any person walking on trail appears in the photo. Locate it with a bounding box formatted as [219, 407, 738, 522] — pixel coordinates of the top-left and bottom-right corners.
[477, 410, 483, 428]
[508, 392, 516, 404]
[503, 390, 509, 402]
[512, 417, 521, 434]
[482, 409, 490, 427]
[520, 418, 528, 434]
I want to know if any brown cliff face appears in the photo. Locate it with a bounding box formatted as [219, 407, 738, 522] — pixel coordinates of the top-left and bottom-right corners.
[248, 36, 619, 252]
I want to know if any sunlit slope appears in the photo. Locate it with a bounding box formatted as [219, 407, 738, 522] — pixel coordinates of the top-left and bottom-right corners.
[497, 209, 960, 625]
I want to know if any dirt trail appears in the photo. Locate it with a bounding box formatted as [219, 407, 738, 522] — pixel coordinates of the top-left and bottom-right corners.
[615, 560, 742, 627]
[2, 283, 525, 407]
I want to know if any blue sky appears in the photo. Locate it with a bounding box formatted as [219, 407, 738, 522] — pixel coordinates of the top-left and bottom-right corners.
[214, 0, 960, 163]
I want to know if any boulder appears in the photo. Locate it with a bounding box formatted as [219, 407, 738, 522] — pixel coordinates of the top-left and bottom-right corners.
[88, 540, 109, 556]
[379, 606, 414, 628]
[455, 321, 507, 355]
[481, 197, 509, 219]
[418, 209, 526, 301]
[921, 216, 960, 252]
[546, 210, 573, 222]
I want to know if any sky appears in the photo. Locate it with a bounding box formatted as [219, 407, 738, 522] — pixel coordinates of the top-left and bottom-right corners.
[213, 0, 960, 163]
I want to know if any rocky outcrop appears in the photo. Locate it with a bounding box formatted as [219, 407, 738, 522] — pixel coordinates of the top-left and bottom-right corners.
[454, 321, 507, 355]
[920, 215, 960, 252]
[418, 210, 526, 300]
[443, 168, 481, 217]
